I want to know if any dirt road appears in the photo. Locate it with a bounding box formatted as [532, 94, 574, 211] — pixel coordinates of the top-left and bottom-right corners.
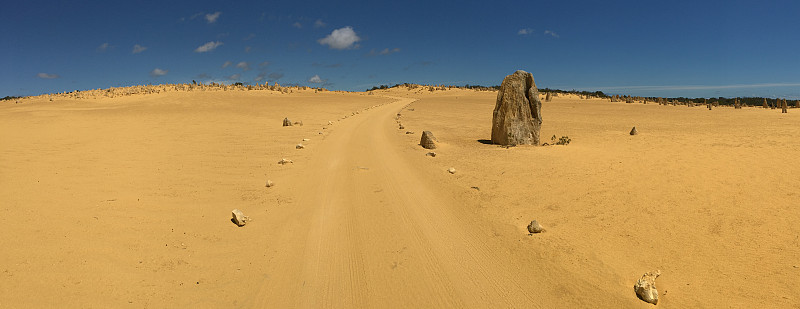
[245, 97, 628, 308]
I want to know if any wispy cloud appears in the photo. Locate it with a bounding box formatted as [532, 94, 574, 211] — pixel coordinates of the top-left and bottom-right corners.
[195, 41, 223, 53]
[544, 30, 559, 38]
[318, 26, 361, 50]
[314, 19, 326, 28]
[150, 68, 168, 77]
[255, 72, 267, 82]
[293, 22, 303, 29]
[228, 73, 241, 80]
[244, 46, 252, 53]
[518, 28, 533, 35]
[97, 42, 111, 52]
[380, 48, 400, 55]
[259, 61, 270, 68]
[267, 72, 284, 82]
[196, 73, 211, 79]
[221, 61, 232, 68]
[366, 48, 401, 57]
[132, 44, 147, 54]
[236, 61, 251, 71]
[37, 73, 59, 79]
[243, 33, 256, 41]
[205, 11, 221, 23]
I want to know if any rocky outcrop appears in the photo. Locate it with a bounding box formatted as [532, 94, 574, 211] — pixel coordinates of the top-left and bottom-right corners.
[630, 127, 638, 135]
[634, 270, 661, 305]
[491, 70, 542, 146]
[420, 131, 437, 149]
[283, 117, 292, 126]
[232, 209, 250, 227]
[527, 220, 544, 233]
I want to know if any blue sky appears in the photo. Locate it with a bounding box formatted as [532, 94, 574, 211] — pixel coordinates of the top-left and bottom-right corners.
[2, 0, 799, 98]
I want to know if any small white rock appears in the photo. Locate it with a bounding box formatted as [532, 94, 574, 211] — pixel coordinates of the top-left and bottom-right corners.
[265, 180, 274, 187]
[302, 138, 310, 141]
[231, 209, 250, 227]
[447, 167, 456, 174]
[278, 158, 293, 165]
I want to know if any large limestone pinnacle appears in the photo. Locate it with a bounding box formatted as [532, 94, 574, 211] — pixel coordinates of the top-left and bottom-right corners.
[491, 70, 542, 146]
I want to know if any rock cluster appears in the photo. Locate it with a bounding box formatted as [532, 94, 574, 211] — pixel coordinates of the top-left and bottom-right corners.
[491, 70, 542, 146]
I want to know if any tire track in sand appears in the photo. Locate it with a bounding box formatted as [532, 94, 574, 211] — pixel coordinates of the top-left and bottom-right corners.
[251, 96, 540, 308]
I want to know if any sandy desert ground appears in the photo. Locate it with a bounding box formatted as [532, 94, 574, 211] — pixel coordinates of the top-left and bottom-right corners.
[1, 86, 798, 308]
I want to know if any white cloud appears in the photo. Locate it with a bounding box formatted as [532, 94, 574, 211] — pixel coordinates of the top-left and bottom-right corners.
[293, 22, 303, 29]
[228, 74, 241, 80]
[205, 11, 221, 23]
[244, 46, 252, 53]
[97, 42, 110, 52]
[221, 61, 232, 68]
[318, 26, 361, 50]
[236, 61, 250, 71]
[518, 28, 533, 35]
[195, 41, 223, 53]
[308, 75, 323, 83]
[132, 44, 147, 54]
[259, 61, 270, 68]
[314, 19, 326, 28]
[544, 30, 560, 38]
[37, 73, 59, 79]
[150, 68, 168, 77]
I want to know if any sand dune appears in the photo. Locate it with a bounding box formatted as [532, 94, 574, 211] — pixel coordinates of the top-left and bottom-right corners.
[1, 87, 798, 307]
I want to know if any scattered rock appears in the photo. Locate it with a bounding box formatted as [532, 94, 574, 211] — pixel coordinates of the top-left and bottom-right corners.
[420, 131, 438, 149]
[405, 131, 414, 134]
[399, 125, 405, 130]
[470, 186, 480, 191]
[634, 270, 661, 305]
[283, 118, 292, 126]
[231, 209, 250, 227]
[491, 70, 543, 146]
[527, 220, 544, 233]
[302, 138, 310, 141]
[278, 158, 293, 165]
[630, 127, 639, 135]
[425, 152, 436, 157]
[447, 167, 456, 174]
[293, 121, 303, 126]
[265, 180, 274, 187]
[296, 144, 305, 149]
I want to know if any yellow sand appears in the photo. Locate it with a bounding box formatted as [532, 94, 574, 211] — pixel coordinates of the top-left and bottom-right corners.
[1, 87, 798, 308]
